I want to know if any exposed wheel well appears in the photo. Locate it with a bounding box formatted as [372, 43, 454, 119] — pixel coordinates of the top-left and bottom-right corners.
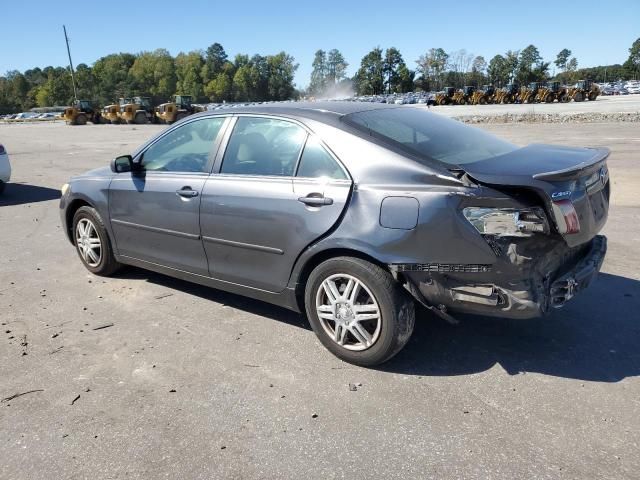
[293, 248, 390, 311]
[65, 199, 92, 244]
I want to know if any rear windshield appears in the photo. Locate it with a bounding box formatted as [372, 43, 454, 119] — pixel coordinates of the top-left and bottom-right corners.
[344, 108, 517, 166]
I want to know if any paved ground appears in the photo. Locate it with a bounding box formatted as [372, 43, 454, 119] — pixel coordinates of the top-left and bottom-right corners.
[430, 93, 640, 117]
[0, 121, 639, 479]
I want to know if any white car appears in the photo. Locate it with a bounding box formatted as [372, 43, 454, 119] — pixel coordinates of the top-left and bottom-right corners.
[0, 144, 11, 194]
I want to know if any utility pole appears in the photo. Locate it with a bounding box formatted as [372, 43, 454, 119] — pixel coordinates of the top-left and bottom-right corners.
[63, 25, 78, 102]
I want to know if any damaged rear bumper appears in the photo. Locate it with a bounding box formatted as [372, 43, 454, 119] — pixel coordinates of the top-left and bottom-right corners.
[392, 235, 607, 320]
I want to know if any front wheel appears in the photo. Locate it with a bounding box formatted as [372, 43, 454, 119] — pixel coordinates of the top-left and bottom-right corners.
[305, 257, 415, 366]
[72, 206, 121, 276]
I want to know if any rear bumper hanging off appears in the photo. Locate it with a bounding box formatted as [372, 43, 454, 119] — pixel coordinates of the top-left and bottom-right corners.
[393, 235, 607, 320]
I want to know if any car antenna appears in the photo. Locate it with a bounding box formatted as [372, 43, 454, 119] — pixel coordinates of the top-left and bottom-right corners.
[63, 25, 78, 102]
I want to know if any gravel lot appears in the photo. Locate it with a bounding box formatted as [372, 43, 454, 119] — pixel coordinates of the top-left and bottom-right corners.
[1, 120, 639, 479]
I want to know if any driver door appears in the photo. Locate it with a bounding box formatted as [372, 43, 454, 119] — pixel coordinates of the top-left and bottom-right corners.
[109, 116, 229, 275]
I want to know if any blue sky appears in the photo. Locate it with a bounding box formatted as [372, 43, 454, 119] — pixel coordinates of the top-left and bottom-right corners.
[2, 0, 638, 87]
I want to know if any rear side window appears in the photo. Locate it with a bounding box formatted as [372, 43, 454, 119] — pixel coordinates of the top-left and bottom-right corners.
[296, 137, 347, 180]
[221, 117, 306, 176]
[344, 108, 516, 166]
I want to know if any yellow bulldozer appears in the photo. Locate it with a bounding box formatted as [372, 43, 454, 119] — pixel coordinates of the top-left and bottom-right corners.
[470, 85, 496, 105]
[434, 87, 456, 105]
[155, 95, 203, 124]
[494, 84, 519, 104]
[534, 82, 557, 103]
[452, 86, 475, 105]
[118, 96, 156, 124]
[102, 98, 132, 124]
[568, 80, 600, 102]
[62, 100, 103, 125]
[517, 83, 541, 104]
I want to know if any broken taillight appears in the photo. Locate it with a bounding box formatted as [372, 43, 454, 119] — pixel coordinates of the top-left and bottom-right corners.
[552, 199, 580, 234]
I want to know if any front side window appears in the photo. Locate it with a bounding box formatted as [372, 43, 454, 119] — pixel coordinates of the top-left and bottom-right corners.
[141, 117, 225, 173]
[296, 137, 347, 180]
[221, 117, 306, 176]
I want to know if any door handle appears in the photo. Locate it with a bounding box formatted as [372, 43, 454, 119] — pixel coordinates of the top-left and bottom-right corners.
[298, 195, 333, 206]
[176, 187, 199, 198]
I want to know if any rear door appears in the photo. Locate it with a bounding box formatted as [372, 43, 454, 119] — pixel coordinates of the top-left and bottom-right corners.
[200, 116, 352, 292]
[109, 116, 228, 275]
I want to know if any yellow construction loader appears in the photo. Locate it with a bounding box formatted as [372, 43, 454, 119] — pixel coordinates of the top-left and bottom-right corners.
[102, 98, 131, 124]
[470, 85, 495, 105]
[434, 87, 456, 105]
[494, 84, 519, 104]
[452, 86, 475, 105]
[62, 100, 103, 125]
[568, 80, 600, 102]
[155, 95, 203, 124]
[118, 97, 156, 124]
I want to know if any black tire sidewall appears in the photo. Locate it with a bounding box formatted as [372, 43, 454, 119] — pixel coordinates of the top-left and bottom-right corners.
[305, 257, 413, 366]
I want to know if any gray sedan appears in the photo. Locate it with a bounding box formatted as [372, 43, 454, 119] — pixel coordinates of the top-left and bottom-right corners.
[60, 102, 609, 365]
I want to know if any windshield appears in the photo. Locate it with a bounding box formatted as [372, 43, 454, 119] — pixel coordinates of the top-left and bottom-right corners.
[344, 107, 517, 166]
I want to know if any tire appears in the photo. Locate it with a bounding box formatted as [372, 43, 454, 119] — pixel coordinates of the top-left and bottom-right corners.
[75, 114, 87, 126]
[72, 206, 120, 276]
[175, 112, 187, 122]
[304, 257, 415, 366]
[573, 92, 584, 102]
[134, 112, 147, 124]
[545, 93, 554, 103]
[588, 92, 597, 101]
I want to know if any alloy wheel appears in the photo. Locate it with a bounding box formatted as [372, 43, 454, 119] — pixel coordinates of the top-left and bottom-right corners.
[76, 218, 102, 267]
[315, 273, 382, 351]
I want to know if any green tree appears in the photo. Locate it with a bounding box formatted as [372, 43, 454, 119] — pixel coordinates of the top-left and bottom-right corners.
[92, 53, 136, 104]
[326, 49, 348, 85]
[517, 45, 542, 83]
[397, 63, 415, 93]
[625, 37, 640, 76]
[202, 43, 228, 84]
[383, 47, 404, 93]
[355, 47, 384, 95]
[204, 62, 236, 101]
[266, 52, 298, 100]
[175, 51, 205, 100]
[554, 48, 571, 71]
[129, 49, 176, 101]
[415, 48, 448, 90]
[309, 49, 327, 95]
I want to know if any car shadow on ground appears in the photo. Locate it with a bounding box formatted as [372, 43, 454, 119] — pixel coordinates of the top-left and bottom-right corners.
[117, 268, 639, 382]
[383, 273, 640, 382]
[114, 267, 309, 331]
[0, 183, 61, 206]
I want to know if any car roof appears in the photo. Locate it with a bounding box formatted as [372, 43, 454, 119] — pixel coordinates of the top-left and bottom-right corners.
[193, 101, 399, 127]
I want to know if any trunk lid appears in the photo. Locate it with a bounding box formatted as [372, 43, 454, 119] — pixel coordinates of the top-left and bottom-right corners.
[460, 144, 610, 247]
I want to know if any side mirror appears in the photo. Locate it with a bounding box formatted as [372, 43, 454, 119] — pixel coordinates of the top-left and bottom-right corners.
[111, 155, 135, 173]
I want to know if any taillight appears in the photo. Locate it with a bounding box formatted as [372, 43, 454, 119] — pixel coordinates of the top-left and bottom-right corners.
[0, 144, 5, 155]
[552, 199, 580, 234]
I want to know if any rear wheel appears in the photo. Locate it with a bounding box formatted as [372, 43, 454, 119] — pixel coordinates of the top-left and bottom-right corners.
[573, 92, 584, 102]
[545, 93, 554, 103]
[134, 112, 147, 124]
[72, 206, 120, 276]
[305, 257, 415, 366]
[75, 114, 87, 125]
[588, 92, 597, 101]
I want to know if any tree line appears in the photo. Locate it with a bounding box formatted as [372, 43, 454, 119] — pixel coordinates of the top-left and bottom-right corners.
[0, 38, 638, 113]
[350, 37, 640, 96]
[0, 43, 298, 114]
